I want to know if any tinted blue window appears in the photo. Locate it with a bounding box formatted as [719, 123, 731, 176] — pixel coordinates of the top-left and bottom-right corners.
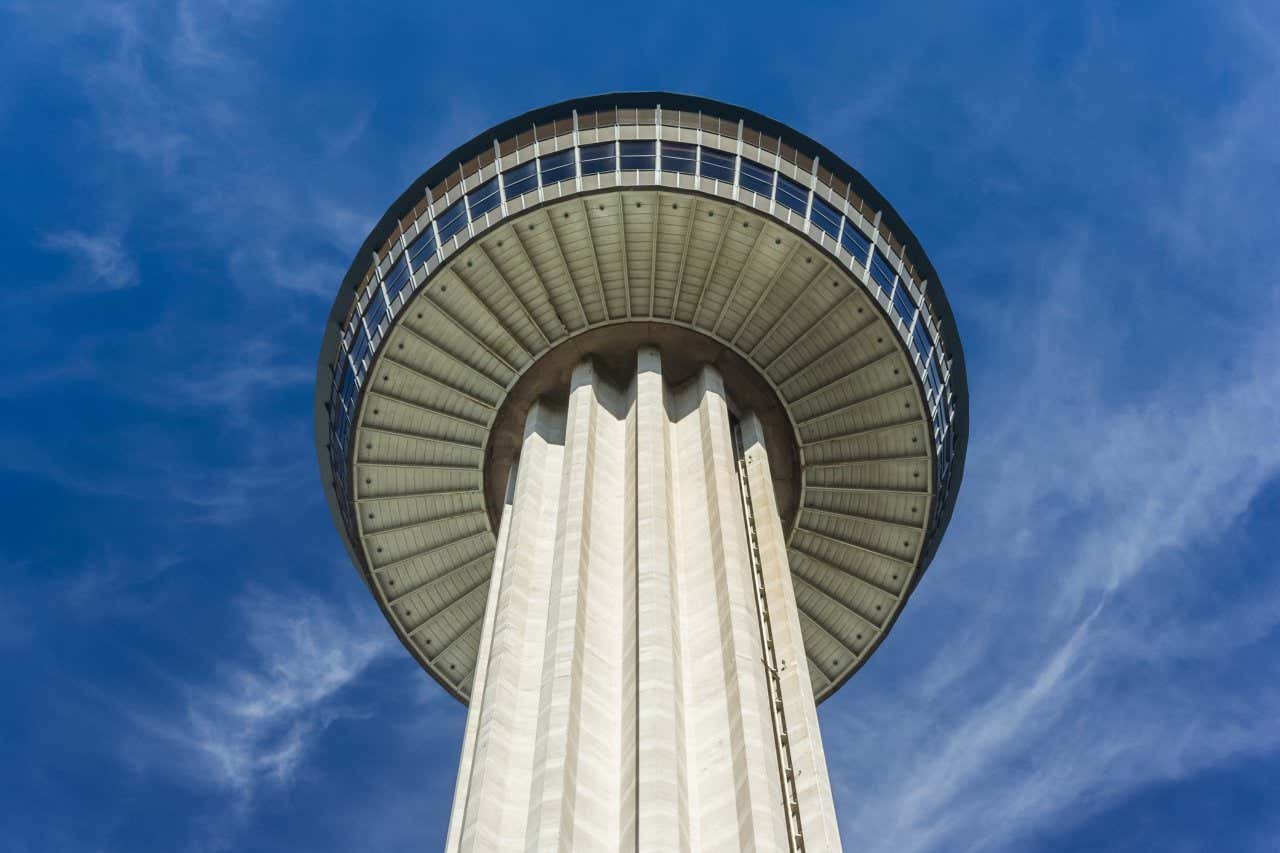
[335, 394, 352, 429]
[840, 224, 871, 263]
[811, 196, 841, 238]
[580, 142, 615, 175]
[467, 177, 500, 219]
[503, 161, 538, 198]
[925, 364, 943, 404]
[776, 175, 808, 214]
[539, 149, 575, 185]
[436, 198, 469, 243]
[349, 326, 370, 371]
[913, 320, 932, 359]
[893, 283, 917, 325]
[334, 397, 350, 430]
[619, 140, 655, 170]
[330, 438, 349, 484]
[329, 373, 345, 415]
[700, 148, 734, 182]
[335, 423, 351, 466]
[384, 256, 410, 302]
[660, 142, 696, 174]
[407, 228, 435, 266]
[739, 160, 772, 197]
[364, 287, 388, 333]
[870, 249, 896, 293]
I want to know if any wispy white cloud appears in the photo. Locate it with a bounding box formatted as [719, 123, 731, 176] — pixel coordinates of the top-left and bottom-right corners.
[61, 549, 185, 619]
[133, 329, 315, 419]
[828, 303, 1280, 850]
[228, 242, 349, 297]
[117, 587, 394, 823]
[66, 1, 192, 175]
[38, 229, 140, 292]
[0, 419, 314, 528]
[11, 0, 372, 299]
[0, 335, 105, 397]
[161, 454, 317, 526]
[323, 101, 376, 157]
[824, 11, 1280, 849]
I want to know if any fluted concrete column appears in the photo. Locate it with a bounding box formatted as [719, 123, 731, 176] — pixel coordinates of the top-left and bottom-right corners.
[741, 413, 842, 851]
[447, 349, 842, 853]
[632, 347, 683, 850]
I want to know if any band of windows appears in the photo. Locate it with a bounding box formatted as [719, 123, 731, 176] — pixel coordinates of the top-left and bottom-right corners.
[390, 139, 951, 400]
[325, 138, 958, 547]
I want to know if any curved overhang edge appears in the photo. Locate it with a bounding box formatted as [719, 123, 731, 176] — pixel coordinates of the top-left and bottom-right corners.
[313, 91, 970, 639]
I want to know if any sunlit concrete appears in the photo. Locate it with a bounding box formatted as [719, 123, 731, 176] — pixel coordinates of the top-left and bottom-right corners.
[446, 348, 840, 852]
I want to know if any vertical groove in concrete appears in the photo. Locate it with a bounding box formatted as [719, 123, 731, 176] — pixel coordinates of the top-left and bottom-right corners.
[527, 362, 598, 849]
[619, 369, 639, 851]
[633, 347, 680, 850]
[452, 401, 565, 852]
[445, 465, 517, 851]
[742, 413, 844, 853]
[447, 351, 842, 853]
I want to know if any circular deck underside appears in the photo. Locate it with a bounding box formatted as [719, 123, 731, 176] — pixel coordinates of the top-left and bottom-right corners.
[349, 189, 938, 703]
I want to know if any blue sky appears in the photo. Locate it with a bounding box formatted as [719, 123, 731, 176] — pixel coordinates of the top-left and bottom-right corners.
[2, 1, 1278, 850]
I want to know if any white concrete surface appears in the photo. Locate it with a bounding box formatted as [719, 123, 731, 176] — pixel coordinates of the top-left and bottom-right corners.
[446, 348, 841, 852]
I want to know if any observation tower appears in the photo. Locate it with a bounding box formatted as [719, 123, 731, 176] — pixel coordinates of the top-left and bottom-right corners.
[315, 93, 967, 852]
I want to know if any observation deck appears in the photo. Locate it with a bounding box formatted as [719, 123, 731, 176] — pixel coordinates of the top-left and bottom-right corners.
[314, 93, 969, 706]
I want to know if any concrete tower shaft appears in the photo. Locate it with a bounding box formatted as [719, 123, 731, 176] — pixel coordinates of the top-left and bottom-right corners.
[447, 348, 840, 852]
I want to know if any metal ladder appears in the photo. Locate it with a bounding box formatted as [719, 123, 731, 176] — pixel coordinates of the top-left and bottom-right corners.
[732, 421, 805, 852]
